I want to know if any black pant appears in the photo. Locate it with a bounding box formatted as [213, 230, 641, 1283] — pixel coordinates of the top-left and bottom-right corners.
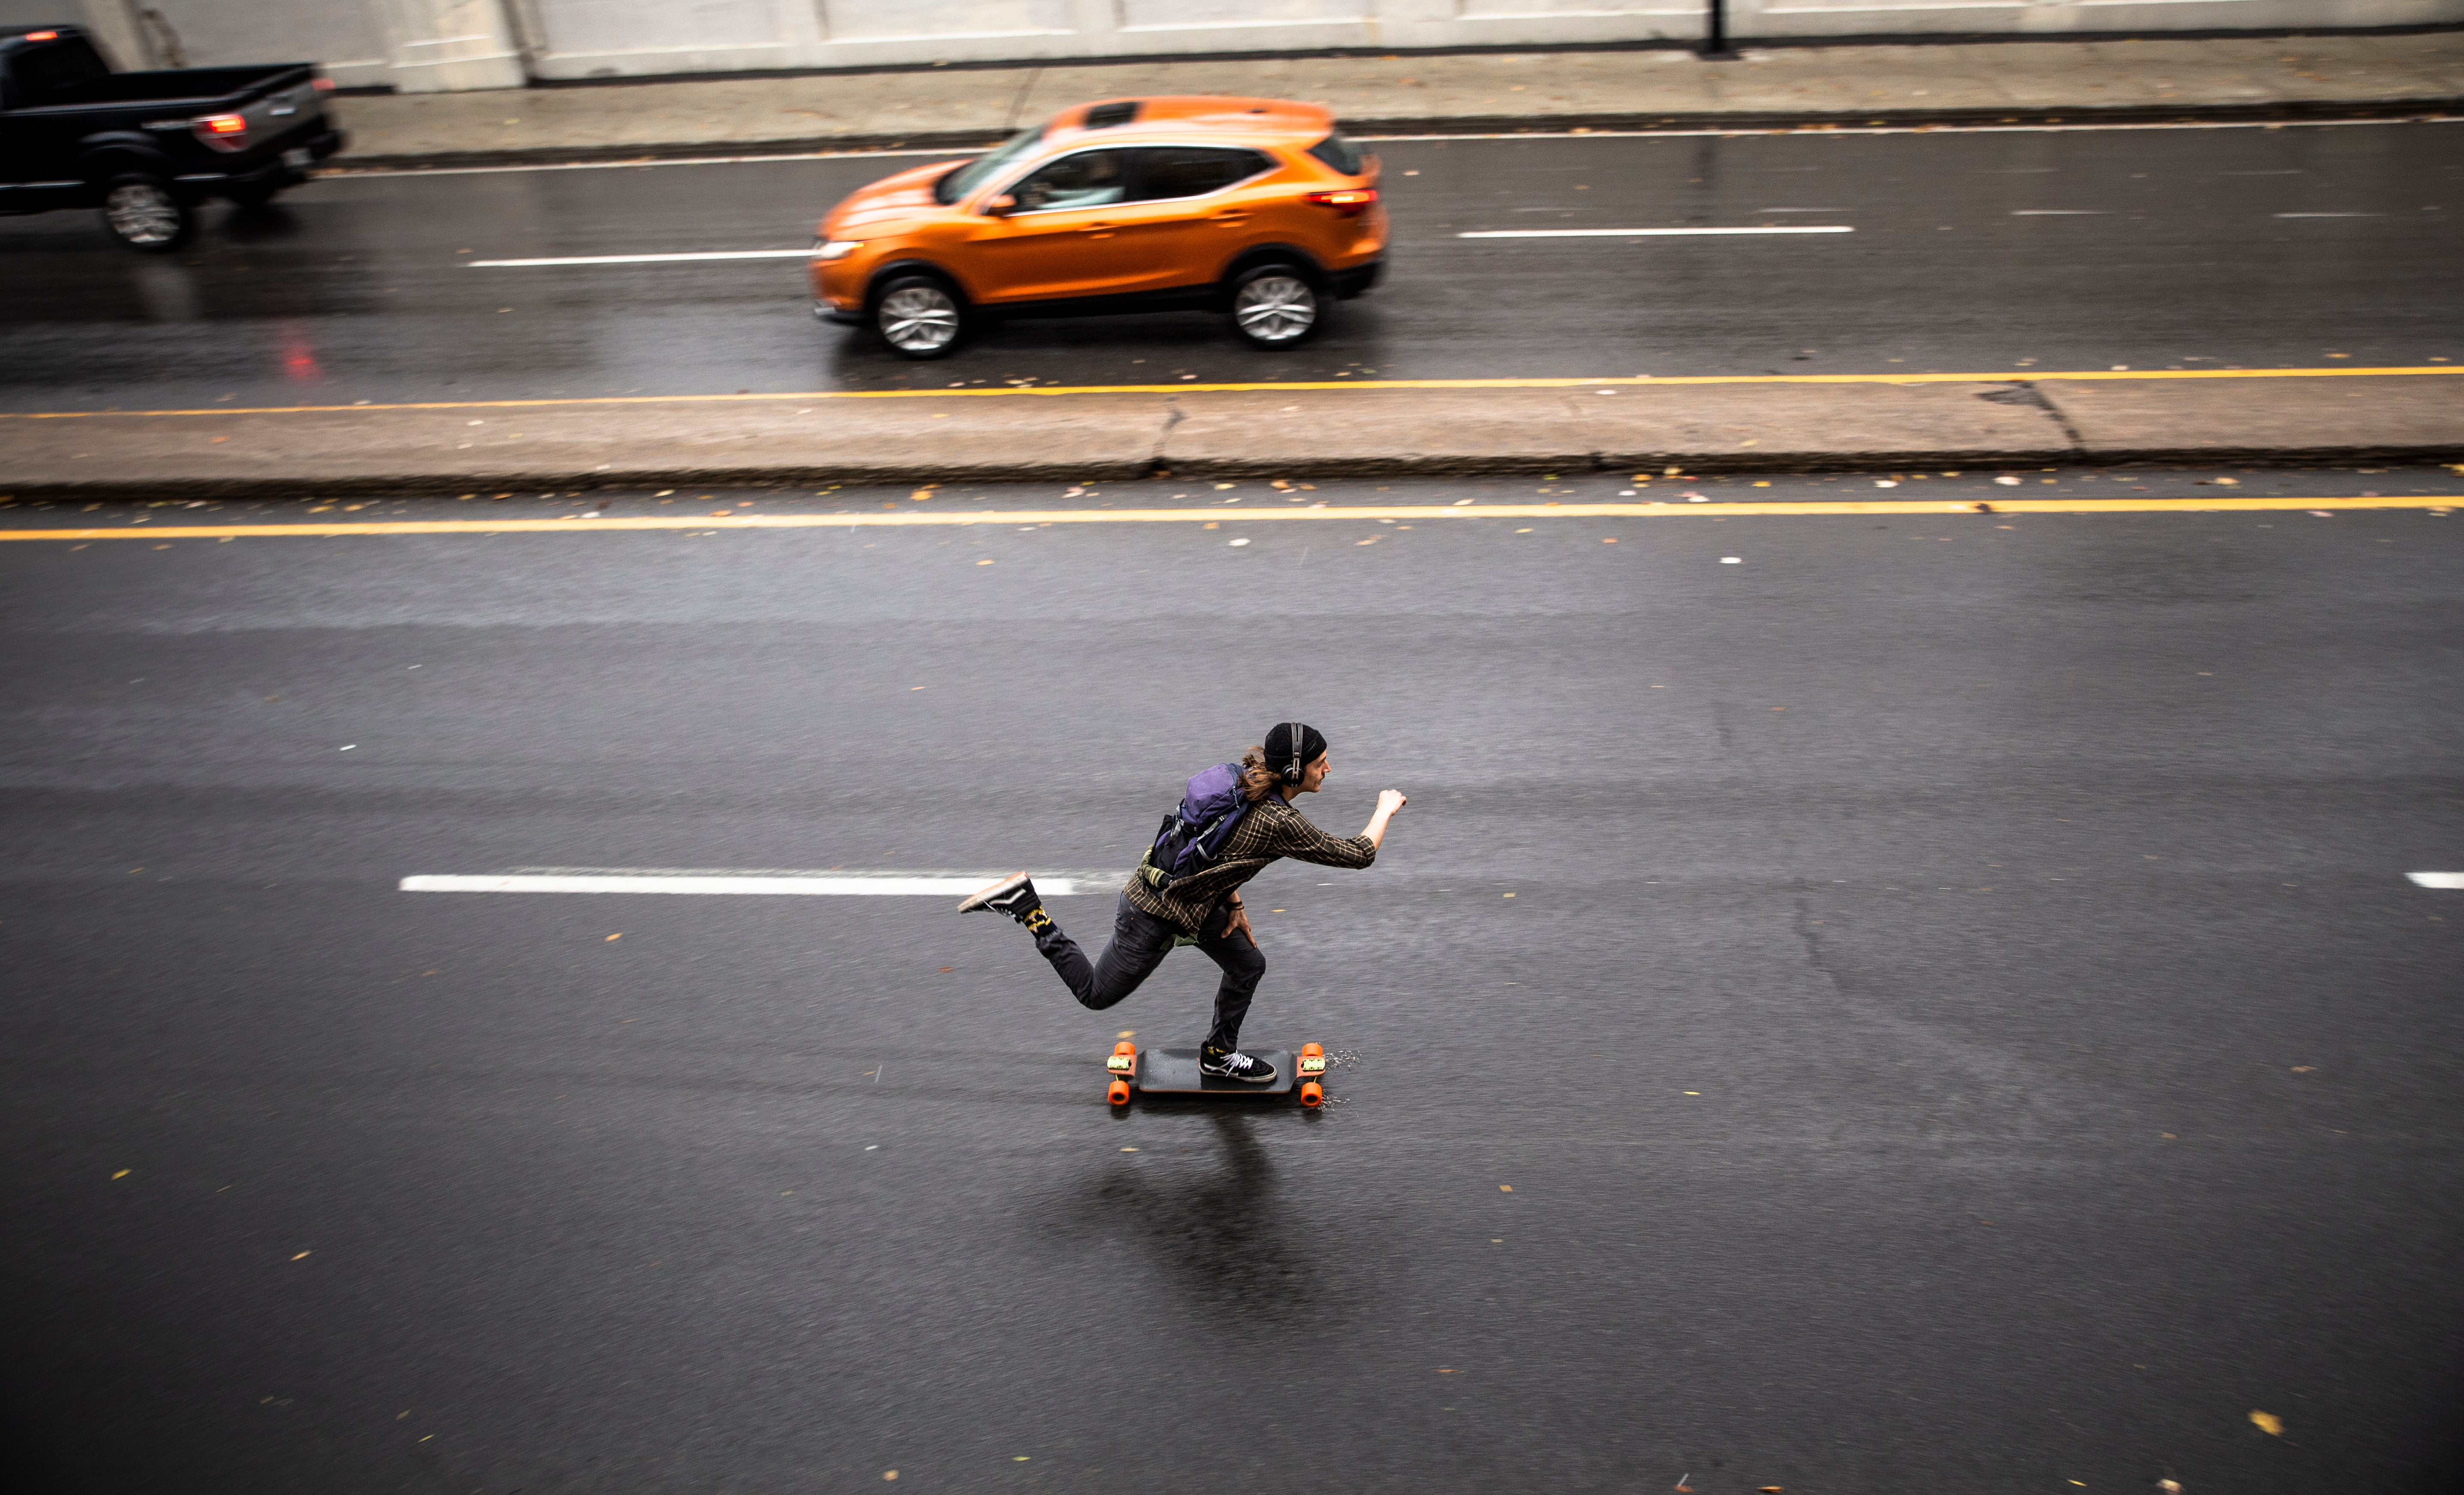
[1033, 893, 1265, 1052]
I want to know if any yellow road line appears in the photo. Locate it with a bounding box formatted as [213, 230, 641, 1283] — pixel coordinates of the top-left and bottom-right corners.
[4, 495, 2447, 543]
[2, 367, 2455, 420]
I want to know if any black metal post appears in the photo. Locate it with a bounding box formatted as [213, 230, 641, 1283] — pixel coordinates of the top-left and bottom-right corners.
[1699, 0, 1739, 61]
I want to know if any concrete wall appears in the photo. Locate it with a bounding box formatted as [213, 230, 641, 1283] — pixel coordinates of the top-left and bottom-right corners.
[15, 0, 2459, 90]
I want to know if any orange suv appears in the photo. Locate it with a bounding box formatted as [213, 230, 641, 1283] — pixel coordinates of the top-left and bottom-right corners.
[810, 96, 1384, 358]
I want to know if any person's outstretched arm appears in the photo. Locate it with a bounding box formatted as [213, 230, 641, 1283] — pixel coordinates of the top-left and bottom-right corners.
[1360, 788, 1408, 849]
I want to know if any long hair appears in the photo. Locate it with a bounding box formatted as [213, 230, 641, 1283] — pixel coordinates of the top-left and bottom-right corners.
[1237, 744, 1282, 803]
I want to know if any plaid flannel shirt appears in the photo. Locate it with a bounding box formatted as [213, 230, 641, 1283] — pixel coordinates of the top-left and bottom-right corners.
[1123, 792, 1377, 931]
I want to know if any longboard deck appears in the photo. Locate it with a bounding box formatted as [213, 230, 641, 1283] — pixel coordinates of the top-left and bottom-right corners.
[1134, 1046, 1297, 1097]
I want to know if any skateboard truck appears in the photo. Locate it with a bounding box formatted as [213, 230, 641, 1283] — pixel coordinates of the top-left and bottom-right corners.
[1101, 1039, 1325, 1108]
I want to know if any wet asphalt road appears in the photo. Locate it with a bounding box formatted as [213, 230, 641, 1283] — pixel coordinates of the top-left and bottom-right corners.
[4, 472, 2462, 1493]
[0, 122, 2459, 412]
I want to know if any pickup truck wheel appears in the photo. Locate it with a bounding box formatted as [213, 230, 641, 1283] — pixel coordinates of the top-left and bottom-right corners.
[101, 175, 193, 252]
[871, 275, 966, 359]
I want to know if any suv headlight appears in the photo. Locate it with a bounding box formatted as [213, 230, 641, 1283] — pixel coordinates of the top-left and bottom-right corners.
[813, 239, 862, 261]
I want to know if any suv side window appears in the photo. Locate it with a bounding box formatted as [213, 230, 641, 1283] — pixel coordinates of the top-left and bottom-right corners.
[1007, 149, 1130, 212]
[1305, 133, 1363, 177]
[1132, 147, 1274, 203]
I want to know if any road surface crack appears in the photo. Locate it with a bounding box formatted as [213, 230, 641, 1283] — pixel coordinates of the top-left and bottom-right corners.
[1978, 380, 2084, 451]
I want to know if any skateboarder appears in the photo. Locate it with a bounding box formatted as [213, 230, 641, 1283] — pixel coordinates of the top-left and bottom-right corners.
[960, 722, 1407, 1084]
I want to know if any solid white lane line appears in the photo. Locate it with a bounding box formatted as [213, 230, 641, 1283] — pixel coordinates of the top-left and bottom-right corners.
[2406, 872, 2464, 889]
[468, 249, 815, 267]
[313, 117, 2464, 186]
[1362, 118, 2464, 143]
[402, 873, 1119, 896]
[2011, 209, 2108, 215]
[2274, 212, 2382, 218]
[321, 146, 984, 179]
[1457, 225, 1851, 238]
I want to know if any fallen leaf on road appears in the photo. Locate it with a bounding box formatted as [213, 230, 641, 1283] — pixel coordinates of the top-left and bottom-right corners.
[112, 1170, 129, 1179]
[291, 1251, 311, 1261]
[1499, 1184, 1513, 1192]
[938, 967, 953, 973]
[1994, 475, 2022, 486]
[605, 934, 621, 942]
[2291, 1065, 2315, 1072]
[2250, 1410, 2283, 1436]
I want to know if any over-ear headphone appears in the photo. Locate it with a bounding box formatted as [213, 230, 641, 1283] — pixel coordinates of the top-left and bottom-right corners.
[1278, 721, 1305, 785]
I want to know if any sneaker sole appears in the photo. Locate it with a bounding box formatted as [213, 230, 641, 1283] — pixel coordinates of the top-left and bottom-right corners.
[957, 872, 1032, 913]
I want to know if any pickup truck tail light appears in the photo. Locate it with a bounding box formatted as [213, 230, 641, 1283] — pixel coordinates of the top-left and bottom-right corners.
[313, 77, 335, 93]
[1305, 188, 1378, 216]
[22, 29, 57, 40]
[192, 113, 249, 152]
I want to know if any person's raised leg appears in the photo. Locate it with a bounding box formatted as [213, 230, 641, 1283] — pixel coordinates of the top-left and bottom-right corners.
[1194, 903, 1273, 1083]
[961, 876, 1173, 1012]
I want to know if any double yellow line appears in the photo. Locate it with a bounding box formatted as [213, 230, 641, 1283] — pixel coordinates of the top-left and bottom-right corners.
[6, 494, 2447, 544]
[0, 364, 2454, 421]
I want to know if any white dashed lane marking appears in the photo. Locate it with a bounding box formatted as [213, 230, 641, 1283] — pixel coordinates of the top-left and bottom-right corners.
[1458, 226, 1852, 239]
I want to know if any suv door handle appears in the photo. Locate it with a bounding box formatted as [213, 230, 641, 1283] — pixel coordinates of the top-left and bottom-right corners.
[1209, 211, 1250, 225]
[1079, 222, 1116, 237]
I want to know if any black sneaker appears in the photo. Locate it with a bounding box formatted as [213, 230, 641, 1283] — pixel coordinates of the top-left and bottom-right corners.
[1199, 1047, 1278, 1084]
[958, 872, 1040, 920]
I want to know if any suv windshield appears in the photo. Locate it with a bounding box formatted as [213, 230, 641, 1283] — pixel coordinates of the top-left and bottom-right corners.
[935, 124, 1048, 206]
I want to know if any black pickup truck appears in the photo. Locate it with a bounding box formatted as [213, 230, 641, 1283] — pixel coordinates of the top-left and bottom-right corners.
[0, 23, 345, 251]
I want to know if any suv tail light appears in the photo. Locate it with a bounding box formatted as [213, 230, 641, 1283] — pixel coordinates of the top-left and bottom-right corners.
[313, 76, 336, 93]
[1306, 188, 1378, 216]
[192, 113, 249, 151]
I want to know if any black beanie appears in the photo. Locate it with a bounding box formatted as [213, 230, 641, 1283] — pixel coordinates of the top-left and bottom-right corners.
[1264, 722, 1328, 780]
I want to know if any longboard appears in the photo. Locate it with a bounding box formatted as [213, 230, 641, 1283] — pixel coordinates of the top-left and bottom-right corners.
[1107, 1041, 1326, 1108]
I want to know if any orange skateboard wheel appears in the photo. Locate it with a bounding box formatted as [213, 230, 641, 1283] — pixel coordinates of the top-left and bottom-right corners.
[1299, 1080, 1323, 1109]
[1107, 1078, 1132, 1107]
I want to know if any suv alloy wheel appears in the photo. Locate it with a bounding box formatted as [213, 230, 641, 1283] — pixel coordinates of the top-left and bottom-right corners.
[1228, 263, 1320, 349]
[874, 275, 966, 358]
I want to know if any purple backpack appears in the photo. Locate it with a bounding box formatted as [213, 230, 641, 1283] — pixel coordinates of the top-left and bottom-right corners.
[1138, 763, 1253, 890]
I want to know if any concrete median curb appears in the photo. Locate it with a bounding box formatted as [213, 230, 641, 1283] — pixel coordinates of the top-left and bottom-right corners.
[2, 374, 2457, 501]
